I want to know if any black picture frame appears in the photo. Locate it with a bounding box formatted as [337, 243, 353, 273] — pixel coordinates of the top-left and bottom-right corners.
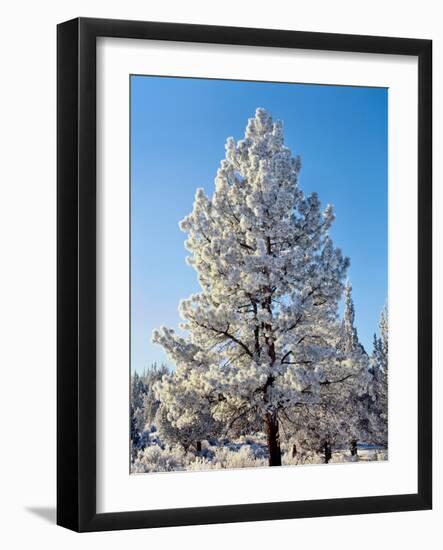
[57, 17, 432, 532]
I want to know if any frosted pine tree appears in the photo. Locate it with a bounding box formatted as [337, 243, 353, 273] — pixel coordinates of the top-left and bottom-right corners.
[373, 304, 388, 373]
[283, 282, 369, 464]
[153, 108, 349, 466]
[155, 404, 223, 453]
[337, 282, 371, 456]
[339, 281, 362, 355]
[369, 304, 388, 446]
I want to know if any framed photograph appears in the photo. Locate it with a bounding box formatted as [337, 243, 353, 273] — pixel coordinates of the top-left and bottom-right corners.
[57, 17, 432, 532]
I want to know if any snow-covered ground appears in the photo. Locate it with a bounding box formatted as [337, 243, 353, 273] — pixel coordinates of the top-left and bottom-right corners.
[131, 429, 387, 474]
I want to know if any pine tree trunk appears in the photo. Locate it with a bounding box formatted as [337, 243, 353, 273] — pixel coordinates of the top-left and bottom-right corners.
[196, 441, 202, 453]
[350, 439, 358, 457]
[264, 412, 282, 466]
[324, 441, 332, 464]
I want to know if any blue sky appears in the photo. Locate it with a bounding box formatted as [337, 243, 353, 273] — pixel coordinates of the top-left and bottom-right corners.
[131, 75, 387, 373]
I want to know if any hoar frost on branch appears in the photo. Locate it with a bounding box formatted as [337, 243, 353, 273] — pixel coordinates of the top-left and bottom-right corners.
[153, 108, 358, 466]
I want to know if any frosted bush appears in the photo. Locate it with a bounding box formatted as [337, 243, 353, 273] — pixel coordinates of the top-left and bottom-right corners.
[132, 445, 186, 473]
[188, 445, 267, 471]
[376, 450, 388, 461]
[216, 446, 267, 469]
[282, 448, 323, 466]
[330, 451, 357, 463]
[187, 457, 216, 471]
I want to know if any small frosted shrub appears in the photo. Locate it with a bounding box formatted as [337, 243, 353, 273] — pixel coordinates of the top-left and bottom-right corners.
[132, 445, 186, 473]
[188, 445, 267, 471]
